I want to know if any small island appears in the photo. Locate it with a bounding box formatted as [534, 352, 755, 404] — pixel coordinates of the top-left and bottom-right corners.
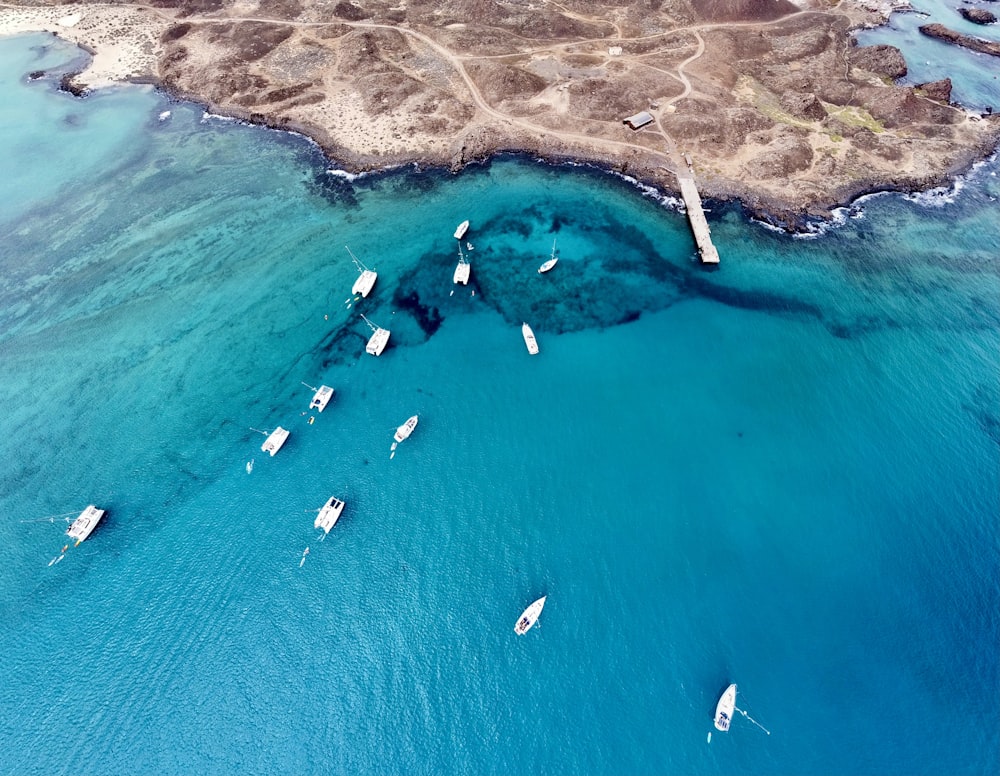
[2, 0, 998, 228]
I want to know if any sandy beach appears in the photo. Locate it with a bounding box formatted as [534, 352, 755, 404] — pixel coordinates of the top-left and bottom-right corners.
[0, 2, 168, 88]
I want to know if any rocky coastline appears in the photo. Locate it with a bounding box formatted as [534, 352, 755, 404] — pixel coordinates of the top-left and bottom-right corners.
[3, 0, 1000, 232]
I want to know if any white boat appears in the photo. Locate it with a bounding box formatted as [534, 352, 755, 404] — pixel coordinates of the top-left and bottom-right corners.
[361, 313, 390, 356]
[66, 505, 105, 543]
[394, 415, 419, 443]
[514, 595, 546, 635]
[314, 496, 346, 535]
[454, 219, 469, 240]
[309, 385, 334, 412]
[714, 684, 737, 732]
[538, 239, 558, 273]
[346, 246, 378, 298]
[453, 243, 471, 285]
[522, 322, 539, 355]
[261, 426, 290, 456]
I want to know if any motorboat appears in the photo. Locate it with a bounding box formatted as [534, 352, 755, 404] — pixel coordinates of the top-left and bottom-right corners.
[522, 323, 539, 355]
[309, 385, 334, 412]
[514, 596, 547, 635]
[714, 684, 737, 732]
[346, 246, 377, 298]
[66, 505, 105, 543]
[314, 496, 346, 535]
[394, 415, 418, 443]
[454, 219, 469, 240]
[261, 426, 290, 456]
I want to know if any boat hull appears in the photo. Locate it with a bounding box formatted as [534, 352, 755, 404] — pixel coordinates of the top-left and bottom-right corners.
[366, 328, 390, 356]
[314, 496, 346, 534]
[714, 684, 736, 731]
[262, 426, 290, 456]
[522, 323, 539, 355]
[309, 385, 334, 412]
[538, 258, 557, 274]
[66, 505, 106, 543]
[353, 270, 377, 298]
[394, 415, 419, 443]
[454, 220, 469, 240]
[453, 262, 471, 285]
[514, 596, 547, 635]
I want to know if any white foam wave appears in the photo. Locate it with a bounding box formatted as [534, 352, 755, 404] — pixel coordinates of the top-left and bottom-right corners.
[326, 168, 365, 182]
[903, 178, 965, 208]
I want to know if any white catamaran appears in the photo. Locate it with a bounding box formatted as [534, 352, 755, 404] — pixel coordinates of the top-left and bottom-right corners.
[309, 385, 334, 412]
[346, 246, 378, 298]
[66, 505, 106, 544]
[538, 239, 558, 274]
[514, 596, 547, 635]
[453, 243, 471, 285]
[314, 496, 346, 535]
[261, 426, 290, 456]
[522, 322, 539, 355]
[361, 313, 390, 356]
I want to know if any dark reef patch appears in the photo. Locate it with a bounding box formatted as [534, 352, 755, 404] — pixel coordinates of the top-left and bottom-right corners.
[392, 289, 444, 338]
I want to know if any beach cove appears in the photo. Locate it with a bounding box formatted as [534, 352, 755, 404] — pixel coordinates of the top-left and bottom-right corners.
[1, 27, 999, 776]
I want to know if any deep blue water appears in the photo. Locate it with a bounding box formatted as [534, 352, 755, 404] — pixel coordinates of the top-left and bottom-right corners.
[0, 32, 998, 776]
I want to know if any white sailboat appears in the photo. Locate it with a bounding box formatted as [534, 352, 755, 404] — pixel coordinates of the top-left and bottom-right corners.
[454, 219, 469, 240]
[538, 239, 558, 273]
[514, 596, 547, 635]
[261, 426, 290, 456]
[711, 683, 771, 736]
[361, 313, 390, 356]
[66, 505, 106, 544]
[522, 322, 539, 355]
[314, 496, 346, 535]
[453, 242, 471, 285]
[714, 684, 737, 732]
[346, 246, 378, 298]
[309, 385, 334, 412]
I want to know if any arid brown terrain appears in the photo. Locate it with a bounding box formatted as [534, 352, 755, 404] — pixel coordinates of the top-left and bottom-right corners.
[4, 0, 999, 226]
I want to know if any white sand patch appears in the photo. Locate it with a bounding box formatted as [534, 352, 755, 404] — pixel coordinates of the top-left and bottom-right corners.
[0, 3, 169, 88]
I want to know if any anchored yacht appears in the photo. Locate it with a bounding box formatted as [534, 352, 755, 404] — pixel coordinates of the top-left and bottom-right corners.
[261, 426, 290, 456]
[453, 243, 471, 285]
[514, 596, 546, 635]
[309, 385, 334, 412]
[314, 496, 346, 535]
[361, 314, 390, 356]
[66, 505, 105, 543]
[346, 246, 377, 298]
[522, 323, 539, 355]
[454, 219, 469, 240]
[714, 684, 736, 732]
[394, 415, 419, 443]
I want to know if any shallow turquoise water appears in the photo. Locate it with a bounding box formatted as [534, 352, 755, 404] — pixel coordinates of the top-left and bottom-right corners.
[0, 33, 998, 775]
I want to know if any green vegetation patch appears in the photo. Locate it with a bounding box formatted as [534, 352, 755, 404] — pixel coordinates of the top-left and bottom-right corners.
[821, 102, 884, 133]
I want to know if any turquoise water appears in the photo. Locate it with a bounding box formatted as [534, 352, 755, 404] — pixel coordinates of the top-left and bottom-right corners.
[856, 0, 1000, 110]
[1, 33, 998, 775]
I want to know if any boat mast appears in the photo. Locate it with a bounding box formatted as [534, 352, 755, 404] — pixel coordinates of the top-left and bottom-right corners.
[345, 245, 369, 272]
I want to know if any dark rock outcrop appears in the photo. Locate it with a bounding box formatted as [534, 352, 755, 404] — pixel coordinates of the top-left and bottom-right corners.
[959, 8, 996, 24]
[847, 43, 907, 79]
[919, 23, 1000, 58]
[916, 78, 953, 104]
